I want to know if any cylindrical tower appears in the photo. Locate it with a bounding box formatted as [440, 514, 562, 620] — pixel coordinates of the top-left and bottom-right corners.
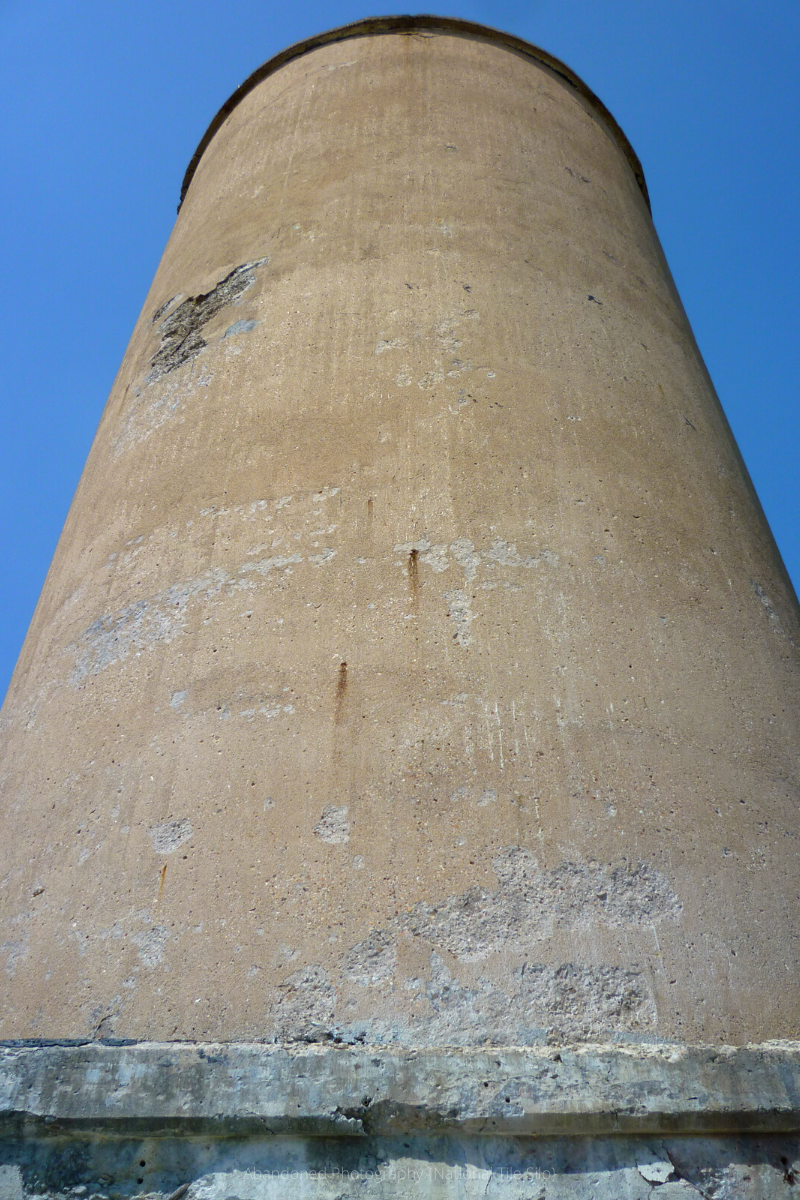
[1, 18, 799, 1196]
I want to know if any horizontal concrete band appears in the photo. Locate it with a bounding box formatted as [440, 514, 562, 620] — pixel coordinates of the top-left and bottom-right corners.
[2, 1041, 800, 1139]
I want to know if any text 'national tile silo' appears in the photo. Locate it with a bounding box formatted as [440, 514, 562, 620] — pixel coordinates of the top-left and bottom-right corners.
[1, 16, 799, 1198]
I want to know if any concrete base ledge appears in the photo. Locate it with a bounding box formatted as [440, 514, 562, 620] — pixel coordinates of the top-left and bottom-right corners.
[2, 1040, 800, 1139]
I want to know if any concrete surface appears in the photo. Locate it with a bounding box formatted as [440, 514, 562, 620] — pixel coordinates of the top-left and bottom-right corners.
[1, 18, 798, 1045]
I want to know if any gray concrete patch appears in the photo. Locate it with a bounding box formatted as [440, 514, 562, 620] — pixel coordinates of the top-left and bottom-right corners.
[149, 819, 193, 855]
[314, 806, 350, 845]
[366, 847, 680, 965]
[223, 318, 259, 338]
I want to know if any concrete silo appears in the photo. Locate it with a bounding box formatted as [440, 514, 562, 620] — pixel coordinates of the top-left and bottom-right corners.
[1, 16, 798, 1197]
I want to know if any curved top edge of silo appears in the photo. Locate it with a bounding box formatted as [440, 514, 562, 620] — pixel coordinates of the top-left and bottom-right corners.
[178, 14, 650, 214]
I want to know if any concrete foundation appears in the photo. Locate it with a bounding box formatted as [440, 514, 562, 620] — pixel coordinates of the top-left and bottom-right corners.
[2, 1041, 800, 1197]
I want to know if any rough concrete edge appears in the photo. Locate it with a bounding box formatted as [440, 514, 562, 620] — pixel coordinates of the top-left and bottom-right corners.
[2, 1041, 799, 1139]
[177, 14, 650, 214]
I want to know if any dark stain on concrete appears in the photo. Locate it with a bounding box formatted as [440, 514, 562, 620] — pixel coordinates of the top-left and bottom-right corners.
[335, 661, 348, 723]
[408, 548, 420, 603]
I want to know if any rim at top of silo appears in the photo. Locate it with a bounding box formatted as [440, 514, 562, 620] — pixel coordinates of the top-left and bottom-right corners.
[179, 14, 649, 213]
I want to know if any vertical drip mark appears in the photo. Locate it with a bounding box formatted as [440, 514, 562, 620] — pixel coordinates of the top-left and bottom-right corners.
[362, 496, 374, 546]
[334, 661, 348, 724]
[158, 863, 167, 902]
[408, 547, 420, 606]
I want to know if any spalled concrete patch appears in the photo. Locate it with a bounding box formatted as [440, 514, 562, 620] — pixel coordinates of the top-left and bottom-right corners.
[308, 848, 681, 1043]
[272, 966, 336, 1040]
[314, 805, 350, 845]
[113, 366, 215, 455]
[238, 553, 303, 578]
[513, 962, 651, 1033]
[445, 587, 473, 645]
[0, 937, 28, 981]
[66, 554, 310, 684]
[397, 952, 655, 1043]
[68, 568, 232, 684]
[342, 930, 397, 986]
[149, 818, 193, 855]
[148, 259, 268, 383]
[752, 579, 798, 649]
[371, 847, 681, 963]
[67, 526, 557, 685]
[130, 926, 169, 968]
[393, 536, 555, 646]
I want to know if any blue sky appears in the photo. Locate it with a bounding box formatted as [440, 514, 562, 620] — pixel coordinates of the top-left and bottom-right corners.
[1, 0, 798, 701]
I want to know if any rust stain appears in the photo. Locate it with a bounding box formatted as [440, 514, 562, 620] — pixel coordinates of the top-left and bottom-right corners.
[408, 547, 420, 604]
[158, 862, 167, 901]
[334, 661, 348, 724]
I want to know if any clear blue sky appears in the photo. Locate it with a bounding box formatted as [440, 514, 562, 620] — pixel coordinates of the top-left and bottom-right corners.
[1, 0, 798, 701]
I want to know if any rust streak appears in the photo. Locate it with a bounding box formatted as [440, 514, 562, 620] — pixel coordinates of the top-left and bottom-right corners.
[408, 547, 420, 605]
[334, 661, 348, 724]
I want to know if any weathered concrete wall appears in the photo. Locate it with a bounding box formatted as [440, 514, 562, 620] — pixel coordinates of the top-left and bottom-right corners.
[1, 1042, 800, 1197]
[0, 19, 798, 1044]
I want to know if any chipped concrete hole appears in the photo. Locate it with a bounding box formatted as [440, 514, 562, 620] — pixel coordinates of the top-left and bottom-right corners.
[149, 818, 193, 855]
[314, 804, 350, 844]
[147, 258, 268, 383]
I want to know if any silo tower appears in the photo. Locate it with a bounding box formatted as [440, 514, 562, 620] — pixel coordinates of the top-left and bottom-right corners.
[1, 17, 799, 1197]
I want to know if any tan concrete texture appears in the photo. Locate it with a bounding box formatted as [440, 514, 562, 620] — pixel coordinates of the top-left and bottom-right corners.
[0, 20, 798, 1044]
